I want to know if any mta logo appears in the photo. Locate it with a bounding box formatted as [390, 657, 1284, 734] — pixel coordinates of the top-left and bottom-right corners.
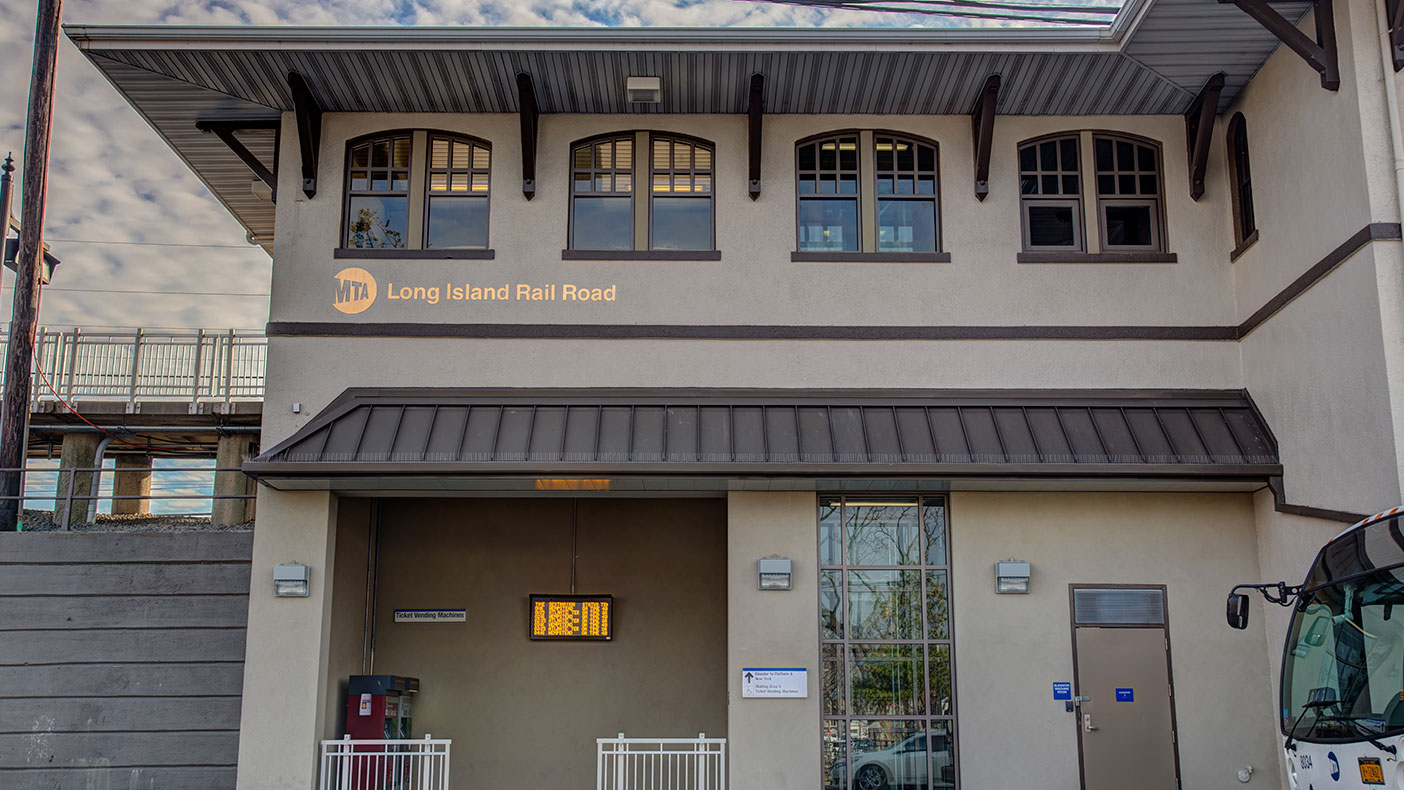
[333, 267, 377, 315]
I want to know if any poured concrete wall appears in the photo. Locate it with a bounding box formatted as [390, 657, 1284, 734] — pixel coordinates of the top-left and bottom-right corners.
[367, 497, 727, 790]
[0, 531, 252, 790]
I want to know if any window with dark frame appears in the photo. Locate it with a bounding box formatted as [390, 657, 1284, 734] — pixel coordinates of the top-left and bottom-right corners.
[875, 135, 939, 253]
[345, 134, 411, 249]
[425, 135, 491, 249]
[820, 496, 957, 790]
[1093, 134, 1163, 251]
[1227, 113, 1256, 248]
[1018, 136, 1082, 251]
[797, 135, 861, 252]
[570, 135, 635, 251]
[650, 135, 715, 251]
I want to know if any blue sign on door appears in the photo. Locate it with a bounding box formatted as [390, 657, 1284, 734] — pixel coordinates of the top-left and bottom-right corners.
[1115, 688, 1134, 702]
[1053, 682, 1072, 700]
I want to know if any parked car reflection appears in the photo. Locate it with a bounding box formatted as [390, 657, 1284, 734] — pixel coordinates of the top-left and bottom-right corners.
[826, 731, 954, 790]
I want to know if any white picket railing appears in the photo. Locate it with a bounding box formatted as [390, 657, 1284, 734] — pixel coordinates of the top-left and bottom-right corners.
[0, 327, 267, 405]
[319, 736, 451, 790]
[597, 733, 726, 790]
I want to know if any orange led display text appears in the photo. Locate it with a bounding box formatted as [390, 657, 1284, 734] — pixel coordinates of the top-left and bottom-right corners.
[529, 594, 613, 641]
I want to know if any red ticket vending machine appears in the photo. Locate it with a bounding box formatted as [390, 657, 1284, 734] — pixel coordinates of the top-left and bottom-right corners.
[346, 675, 418, 739]
[344, 675, 419, 789]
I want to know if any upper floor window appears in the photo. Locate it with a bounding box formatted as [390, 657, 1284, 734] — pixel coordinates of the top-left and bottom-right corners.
[1227, 113, 1256, 249]
[346, 134, 411, 249]
[569, 132, 716, 253]
[426, 135, 491, 249]
[342, 131, 491, 251]
[1093, 134, 1163, 251]
[1018, 135, 1082, 251]
[796, 132, 941, 255]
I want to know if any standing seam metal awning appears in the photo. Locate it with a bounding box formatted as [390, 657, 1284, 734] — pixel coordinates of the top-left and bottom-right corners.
[244, 388, 1280, 483]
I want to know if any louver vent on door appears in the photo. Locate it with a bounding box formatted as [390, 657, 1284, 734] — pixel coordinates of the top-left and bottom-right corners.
[1073, 587, 1166, 625]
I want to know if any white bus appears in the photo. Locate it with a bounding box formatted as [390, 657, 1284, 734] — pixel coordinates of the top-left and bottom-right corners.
[1228, 507, 1404, 789]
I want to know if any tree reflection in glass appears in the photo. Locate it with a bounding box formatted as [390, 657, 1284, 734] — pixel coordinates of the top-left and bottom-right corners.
[347, 197, 407, 249]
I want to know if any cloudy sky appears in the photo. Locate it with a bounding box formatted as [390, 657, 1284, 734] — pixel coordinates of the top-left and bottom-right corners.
[0, 0, 1106, 336]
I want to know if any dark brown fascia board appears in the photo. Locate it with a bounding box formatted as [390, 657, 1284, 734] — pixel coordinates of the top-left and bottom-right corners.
[245, 460, 1283, 481]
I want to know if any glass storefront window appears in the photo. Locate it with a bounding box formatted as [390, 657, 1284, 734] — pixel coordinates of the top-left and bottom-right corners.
[821, 495, 957, 790]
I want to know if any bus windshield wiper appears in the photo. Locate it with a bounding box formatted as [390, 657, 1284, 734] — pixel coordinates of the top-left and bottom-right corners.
[1318, 715, 1399, 754]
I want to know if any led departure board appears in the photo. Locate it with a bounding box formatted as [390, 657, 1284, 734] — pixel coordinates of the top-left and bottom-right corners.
[529, 594, 613, 641]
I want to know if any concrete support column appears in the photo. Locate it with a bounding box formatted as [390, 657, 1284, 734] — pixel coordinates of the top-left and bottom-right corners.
[111, 455, 152, 516]
[53, 432, 101, 526]
[726, 491, 820, 790]
[235, 488, 339, 790]
[213, 434, 257, 527]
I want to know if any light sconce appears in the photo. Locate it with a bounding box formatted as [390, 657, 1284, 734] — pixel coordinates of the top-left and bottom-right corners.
[626, 76, 662, 104]
[273, 563, 311, 597]
[757, 556, 793, 591]
[994, 559, 1031, 594]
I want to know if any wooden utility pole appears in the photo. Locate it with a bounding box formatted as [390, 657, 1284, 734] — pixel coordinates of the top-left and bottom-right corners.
[0, 0, 63, 531]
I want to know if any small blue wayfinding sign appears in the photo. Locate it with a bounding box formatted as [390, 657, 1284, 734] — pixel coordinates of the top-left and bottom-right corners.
[1053, 682, 1072, 700]
[1116, 688, 1134, 702]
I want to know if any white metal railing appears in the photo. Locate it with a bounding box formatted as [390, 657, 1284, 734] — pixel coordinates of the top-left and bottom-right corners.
[319, 736, 451, 790]
[597, 734, 726, 790]
[0, 327, 267, 405]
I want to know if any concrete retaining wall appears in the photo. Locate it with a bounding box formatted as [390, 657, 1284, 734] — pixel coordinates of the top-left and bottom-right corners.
[0, 531, 252, 789]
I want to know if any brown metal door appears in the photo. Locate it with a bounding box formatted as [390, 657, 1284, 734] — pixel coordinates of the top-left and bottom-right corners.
[1073, 625, 1178, 790]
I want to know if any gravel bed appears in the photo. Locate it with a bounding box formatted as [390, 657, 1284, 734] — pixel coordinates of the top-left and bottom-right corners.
[19, 509, 253, 532]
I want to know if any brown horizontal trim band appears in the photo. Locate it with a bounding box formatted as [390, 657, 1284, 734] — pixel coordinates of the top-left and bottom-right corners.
[1266, 475, 1367, 523]
[269, 223, 1400, 341]
[1016, 251, 1177, 263]
[334, 248, 495, 260]
[791, 251, 952, 263]
[561, 249, 721, 261]
[1237, 222, 1401, 337]
[266, 322, 1239, 340]
[1229, 229, 1259, 263]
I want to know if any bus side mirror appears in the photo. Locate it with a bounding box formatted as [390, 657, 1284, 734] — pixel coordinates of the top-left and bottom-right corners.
[1227, 593, 1250, 629]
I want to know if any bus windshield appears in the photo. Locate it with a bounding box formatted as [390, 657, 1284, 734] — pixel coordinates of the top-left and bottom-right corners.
[1282, 515, 1404, 741]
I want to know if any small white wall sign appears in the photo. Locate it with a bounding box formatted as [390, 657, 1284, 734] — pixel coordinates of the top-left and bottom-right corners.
[741, 667, 807, 698]
[393, 609, 466, 623]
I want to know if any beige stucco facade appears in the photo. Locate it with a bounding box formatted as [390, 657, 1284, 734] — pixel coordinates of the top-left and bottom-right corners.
[214, 3, 1404, 790]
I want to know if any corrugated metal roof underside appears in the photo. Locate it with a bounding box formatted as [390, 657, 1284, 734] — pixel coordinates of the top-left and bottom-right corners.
[246, 389, 1281, 478]
[76, 2, 1313, 248]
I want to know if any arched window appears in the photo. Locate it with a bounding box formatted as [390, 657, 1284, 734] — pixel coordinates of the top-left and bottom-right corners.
[425, 135, 491, 249]
[1093, 134, 1164, 251]
[569, 132, 716, 252]
[796, 132, 941, 255]
[1227, 113, 1256, 249]
[1018, 135, 1083, 251]
[341, 131, 492, 253]
[345, 133, 411, 249]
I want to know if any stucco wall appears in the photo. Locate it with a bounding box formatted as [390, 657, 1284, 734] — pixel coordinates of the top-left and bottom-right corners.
[366, 497, 727, 790]
[949, 491, 1280, 790]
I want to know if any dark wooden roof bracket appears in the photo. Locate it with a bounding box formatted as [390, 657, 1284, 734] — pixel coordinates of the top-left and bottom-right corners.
[1218, 0, 1339, 90]
[195, 119, 279, 203]
[1387, 0, 1404, 71]
[287, 71, 322, 198]
[1184, 72, 1225, 201]
[970, 74, 1000, 201]
[748, 73, 765, 200]
[517, 72, 539, 200]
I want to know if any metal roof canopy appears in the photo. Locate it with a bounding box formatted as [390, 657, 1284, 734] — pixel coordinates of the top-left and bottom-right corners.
[66, 1, 1312, 251]
[244, 387, 1282, 491]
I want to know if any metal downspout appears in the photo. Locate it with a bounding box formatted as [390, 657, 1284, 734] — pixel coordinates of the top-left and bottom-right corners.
[80, 434, 114, 525]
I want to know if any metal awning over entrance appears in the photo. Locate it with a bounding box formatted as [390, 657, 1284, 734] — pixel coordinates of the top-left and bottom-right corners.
[245, 388, 1281, 491]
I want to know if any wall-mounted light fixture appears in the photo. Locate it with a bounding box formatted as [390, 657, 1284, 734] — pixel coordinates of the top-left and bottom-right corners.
[273, 563, 311, 597]
[994, 559, 1031, 594]
[757, 556, 793, 590]
[626, 76, 662, 104]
